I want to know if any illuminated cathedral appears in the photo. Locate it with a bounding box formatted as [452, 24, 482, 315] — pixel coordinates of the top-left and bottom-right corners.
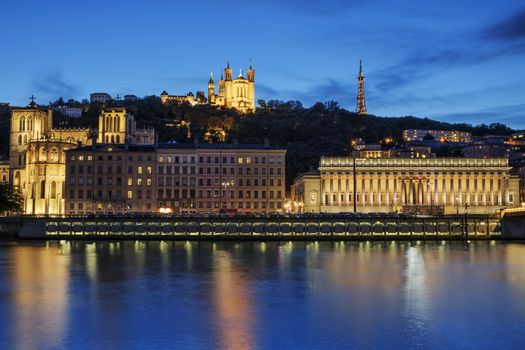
[161, 62, 255, 113]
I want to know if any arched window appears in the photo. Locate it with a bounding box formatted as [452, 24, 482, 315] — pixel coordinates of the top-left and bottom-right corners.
[14, 172, 21, 187]
[111, 135, 115, 143]
[105, 135, 109, 143]
[40, 180, 45, 199]
[31, 182, 36, 199]
[18, 135, 22, 145]
[50, 148, 58, 162]
[116, 135, 120, 144]
[51, 181, 56, 199]
[116, 117, 120, 132]
[39, 147, 47, 161]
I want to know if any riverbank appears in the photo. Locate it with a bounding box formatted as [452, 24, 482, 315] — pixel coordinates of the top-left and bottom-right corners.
[3, 212, 523, 240]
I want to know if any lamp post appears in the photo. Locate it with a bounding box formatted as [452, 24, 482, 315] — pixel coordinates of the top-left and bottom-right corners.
[464, 203, 470, 240]
[393, 194, 399, 214]
[427, 182, 434, 215]
[221, 179, 233, 210]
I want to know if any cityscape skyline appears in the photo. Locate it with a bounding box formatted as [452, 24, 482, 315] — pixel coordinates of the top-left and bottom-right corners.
[1, 1, 524, 129]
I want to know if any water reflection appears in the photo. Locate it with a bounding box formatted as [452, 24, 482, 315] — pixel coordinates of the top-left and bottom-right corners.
[212, 250, 254, 350]
[7, 243, 70, 350]
[1, 241, 525, 349]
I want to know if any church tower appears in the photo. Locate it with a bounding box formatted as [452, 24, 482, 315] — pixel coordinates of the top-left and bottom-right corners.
[208, 72, 215, 104]
[224, 62, 233, 107]
[247, 63, 255, 109]
[355, 60, 367, 115]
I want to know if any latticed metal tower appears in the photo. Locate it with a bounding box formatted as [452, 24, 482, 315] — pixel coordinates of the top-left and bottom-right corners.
[355, 60, 367, 115]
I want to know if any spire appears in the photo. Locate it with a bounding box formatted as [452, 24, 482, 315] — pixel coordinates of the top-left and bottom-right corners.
[227, 61, 230, 69]
[356, 60, 367, 115]
[249, 56, 253, 69]
[209, 72, 214, 84]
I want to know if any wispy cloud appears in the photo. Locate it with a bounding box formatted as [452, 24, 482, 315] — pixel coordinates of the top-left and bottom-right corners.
[31, 72, 80, 102]
[484, 8, 525, 40]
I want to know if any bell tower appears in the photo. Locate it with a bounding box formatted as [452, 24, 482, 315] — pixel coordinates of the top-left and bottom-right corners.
[208, 72, 215, 104]
[355, 60, 367, 115]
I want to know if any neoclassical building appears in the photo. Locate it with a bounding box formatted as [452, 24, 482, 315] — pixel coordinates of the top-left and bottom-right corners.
[161, 62, 255, 113]
[9, 105, 92, 215]
[292, 157, 520, 215]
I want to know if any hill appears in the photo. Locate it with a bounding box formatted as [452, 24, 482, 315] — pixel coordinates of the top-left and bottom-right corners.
[1, 98, 517, 187]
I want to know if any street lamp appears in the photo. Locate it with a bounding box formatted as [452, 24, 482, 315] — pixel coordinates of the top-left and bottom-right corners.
[427, 182, 434, 215]
[393, 194, 399, 213]
[221, 179, 234, 210]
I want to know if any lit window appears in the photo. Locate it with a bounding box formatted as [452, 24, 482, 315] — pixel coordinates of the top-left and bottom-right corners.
[238, 157, 243, 164]
[147, 166, 152, 174]
[147, 178, 152, 186]
[138, 166, 143, 175]
[127, 178, 132, 186]
[137, 178, 143, 186]
[127, 190, 133, 199]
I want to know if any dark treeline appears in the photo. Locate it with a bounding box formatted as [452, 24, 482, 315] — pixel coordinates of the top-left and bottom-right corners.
[1, 97, 517, 187]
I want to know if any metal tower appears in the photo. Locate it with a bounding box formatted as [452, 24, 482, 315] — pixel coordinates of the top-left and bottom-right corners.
[355, 60, 367, 115]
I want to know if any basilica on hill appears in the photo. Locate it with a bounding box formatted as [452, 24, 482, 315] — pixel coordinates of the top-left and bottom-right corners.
[160, 62, 255, 113]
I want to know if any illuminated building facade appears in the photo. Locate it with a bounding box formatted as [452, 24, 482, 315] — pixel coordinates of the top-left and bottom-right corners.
[9, 105, 92, 215]
[156, 142, 285, 213]
[403, 129, 472, 143]
[161, 62, 255, 113]
[65, 144, 157, 214]
[97, 108, 155, 145]
[292, 157, 519, 215]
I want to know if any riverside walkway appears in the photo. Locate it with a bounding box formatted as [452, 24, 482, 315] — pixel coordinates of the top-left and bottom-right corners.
[4, 213, 502, 240]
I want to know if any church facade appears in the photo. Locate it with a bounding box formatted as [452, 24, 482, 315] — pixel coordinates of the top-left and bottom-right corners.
[161, 62, 255, 113]
[10, 105, 92, 215]
[10, 104, 154, 215]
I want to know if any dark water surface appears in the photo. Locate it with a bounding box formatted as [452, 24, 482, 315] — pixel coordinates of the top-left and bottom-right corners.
[1, 240, 525, 350]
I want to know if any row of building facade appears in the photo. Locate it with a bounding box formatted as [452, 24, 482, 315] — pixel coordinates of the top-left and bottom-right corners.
[8, 105, 285, 215]
[6, 105, 523, 216]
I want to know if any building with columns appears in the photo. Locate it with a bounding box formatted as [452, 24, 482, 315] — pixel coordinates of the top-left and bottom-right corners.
[292, 157, 520, 215]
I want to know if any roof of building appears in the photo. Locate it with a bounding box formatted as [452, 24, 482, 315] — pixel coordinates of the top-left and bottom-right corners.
[158, 142, 285, 151]
[67, 144, 156, 153]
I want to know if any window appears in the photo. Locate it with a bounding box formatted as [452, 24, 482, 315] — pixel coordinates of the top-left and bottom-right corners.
[138, 166, 143, 175]
[127, 190, 133, 199]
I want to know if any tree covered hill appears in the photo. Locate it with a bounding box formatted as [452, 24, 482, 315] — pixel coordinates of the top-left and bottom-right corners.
[1, 98, 517, 186]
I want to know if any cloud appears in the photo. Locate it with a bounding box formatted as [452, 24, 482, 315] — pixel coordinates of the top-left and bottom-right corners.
[485, 9, 525, 40]
[31, 72, 80, 101]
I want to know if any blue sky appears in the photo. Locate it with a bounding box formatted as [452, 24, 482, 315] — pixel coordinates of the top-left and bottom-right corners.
[1, 0, 524, 129]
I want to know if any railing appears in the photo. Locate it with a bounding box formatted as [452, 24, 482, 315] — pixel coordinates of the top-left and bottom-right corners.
[42, 214, 500, 239]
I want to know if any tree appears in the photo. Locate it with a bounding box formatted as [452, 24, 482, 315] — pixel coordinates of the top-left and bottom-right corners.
[0, 183, 23, 213]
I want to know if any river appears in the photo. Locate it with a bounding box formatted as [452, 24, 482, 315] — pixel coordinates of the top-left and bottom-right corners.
[1, 240, 524, 349]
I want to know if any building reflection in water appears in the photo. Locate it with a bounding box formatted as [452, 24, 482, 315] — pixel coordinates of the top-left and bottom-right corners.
[212, 249, 255, 350]
[9, 242, 70, 350]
